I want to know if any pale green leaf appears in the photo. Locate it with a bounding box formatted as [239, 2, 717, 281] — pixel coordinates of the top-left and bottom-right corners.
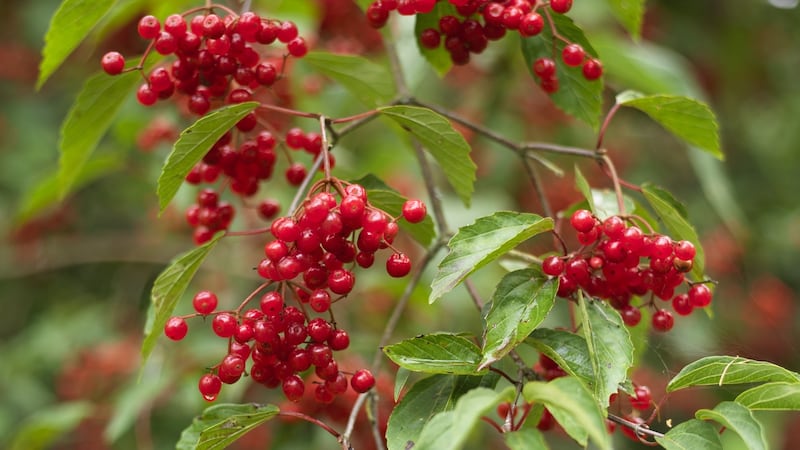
[479, 268, 557, 369]
[105, 374, 169, 443]
[604, 0, 646, 39]
[9, 402, 93, 450]
[303, 51, 395, 107]
[429, 212, 553, 303]
[504, 428, 549, 450]
[655, 419, 722, 450]
[590, 188, 635, 220]
[667, 356, 800, 392]
[37, 0, 116, 89]
[157, 102, 258, 213]
[695, 401, 767, 450]
[574, 165, 595, 213]
[176, 403, 279, 450]
[525, 328, 594, 388]
[379, 105, 476, 206]
[383, 333, 485, 375]
[736, 382, 800, 411]
[414, 2, 456, 76]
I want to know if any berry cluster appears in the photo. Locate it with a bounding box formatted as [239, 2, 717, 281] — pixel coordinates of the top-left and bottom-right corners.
[185, 188, 235, 244]
[165, 183, 427, 403]
[542, 209, 714, 332]
[531, 43, 602, 94]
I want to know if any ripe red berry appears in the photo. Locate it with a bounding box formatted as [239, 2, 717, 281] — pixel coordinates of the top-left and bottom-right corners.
[550, 0, 573, 14]
[620, 305, 642, 327]
[138, 15, 161, 40]
[351, 368, 376, 393]
[193, 290, 218, 315]
[674, 240, 697, 261]
[309, 289, 332, 313]
[402, 199, 427, 223]
[542, 256, 565, 276]
[630, 385, 652, 411]
[672, 293, 694, 316]
[101, 51, 125, 75]
[212, 313, 238, 338]
[282, 374, 305, 402]
[688, 284, 713, 307]
[258, 199, 280, 220]
[198, 373, 222, 401]
[387, 253, 412, 277]
[260, 291, 284, 317]
[164, 316, 188, 340]
[420, 28, 441, 49]
[582, 58, 603, 80]
[328, 328, 350, 351]
[137, 84, 158, 106]
[287, 37, 308, 57]
[327, 269, 355, 295]
[570, 209, 595, 233]
[519, 12, 544, 37]
[562, 43, 585, 66]
[652, 309, 674, 332]
[154, 31, 178, 55]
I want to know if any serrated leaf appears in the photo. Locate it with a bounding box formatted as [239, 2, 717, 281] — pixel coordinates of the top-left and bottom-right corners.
[141, 232, 224, 366]
[642, 184, 705, 279]
[736, 382, 800, 411]
[386, 374, 497, 450]
[9, 401, 93, 450]
[521, 14, 603, 128]
[16, 153, 123, 224]
[37, 0, 116, 89]
[604, 0, 645, 39]
[522, 377, 611, 450]
[414, 2, 456, 76]
[504, 428, 549, 450]
[667, 356, 800, 392]
[303, 51, 395, 107]
[479, 269, 557, 369]
[574, 165, 595, 212]
[578, 296, 634, 409]
[353, 174, 436, 246]
[157, 102, 258, 213]
[429, 212, 553, 303]
[619, 93, 722, 159]
[655, 419, 722, 450]
[415, 387, 512, 450]
[379, 105, 476, 206]
[525, 329, 594, 388]
[383, 333, 485, 375]
[176, 403, 279, 450]
[695, 401, 767, 450]
[58, 69, 139, 197]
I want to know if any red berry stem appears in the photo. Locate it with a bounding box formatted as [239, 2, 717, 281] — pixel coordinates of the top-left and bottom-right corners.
[235, 280, 273, 313]
[596, 103, 622, 150]
[277, 411, 341, 439]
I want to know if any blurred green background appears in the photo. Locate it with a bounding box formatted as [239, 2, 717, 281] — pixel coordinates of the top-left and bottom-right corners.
[1, 0, 799, 448]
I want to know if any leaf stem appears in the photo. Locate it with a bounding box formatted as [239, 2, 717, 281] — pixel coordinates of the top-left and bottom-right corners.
[278, 411, 342, 439]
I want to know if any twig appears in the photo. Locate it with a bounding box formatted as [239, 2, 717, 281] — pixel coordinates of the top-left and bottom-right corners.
[521, 155, 553, 218]
[287, 152, 325, 214]
[464, 278, 485, 311]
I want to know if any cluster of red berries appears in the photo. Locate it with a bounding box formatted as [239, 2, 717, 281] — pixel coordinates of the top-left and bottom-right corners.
[542, 209, 714, 332]
[531, 43, 602, 93]
[185, 188, 235, 245]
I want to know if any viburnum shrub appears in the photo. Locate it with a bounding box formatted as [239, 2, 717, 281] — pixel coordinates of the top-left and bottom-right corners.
[37, 0, 800, 449]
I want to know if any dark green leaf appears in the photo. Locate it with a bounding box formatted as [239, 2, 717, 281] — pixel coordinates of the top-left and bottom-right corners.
[479, 269, 557, 369]
[37, 0, 116, 89]
[504, 428, 549, 450]
[414, 2, 456, 76]
[523, 377, 611, 450]
[141, 232, 224, 366]
[574, 165, 595, 212]
[429, 212, 553, 303]
[303, 51, 395, 107]
[157, 102, 258, 213]
[9, 402, 93, 450]
[619, 92, 722, 159]
[521, 14, 603, 128]
[379, 105, 476, 206]
[604, 0, 646, 39]
[526, 328, 594, 387]
[176, 403, 279, 450]
[383, 333, 485, 375]
[415, 387, 513, 450]
[578, 296, 634, 409]
[655, 419, 722, 450]
[736, 382, 800, 411]
[642, 183, 705, 279]
[667, 356, 800, 392]
[695, 401, 767, 450]
[58, 69, 139, 197]
[386, 374, 497, 450]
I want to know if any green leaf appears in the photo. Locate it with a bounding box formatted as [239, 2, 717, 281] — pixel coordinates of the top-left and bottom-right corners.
[58, 69, 139, 197]
[479, 268, 557, 370]
[642, 183, 705, 279]
[9, 402, 93, 450]
[604, 0, 646, 39]
[574, 165, 595, 213]
[105, 373, 169, 443]
[667, 356, 800, 392]
[695, 401, 767, 450]
[386, 374, 497, 450]
[379, 105, 476, 206]
[141, 232, 224, 366]
[157, 102, 258, 213]
[394, 367, 411, 402]
[383, 333, 486, 375]
[16, 153, 123, 224]
[522, 377, 611, 450]
[655, 419, 722, 450]
[590, 188, 636, 220]
[302, 51, 395, 107]
[429, 212, 553, 303]
[619, 93, 722, 159]
[736, 382, 800, 411]
[414, 2, 456, 76]
[521, 14, 603, 128]
[504, 428, 550, 450]
[578, 296, 634, 409]
[353, 174, 436, 246]
[37, 0, 116, 89]
[415, 387, 512, 450]
[176, 403, 279, 450]
[525, 328, 594, 387]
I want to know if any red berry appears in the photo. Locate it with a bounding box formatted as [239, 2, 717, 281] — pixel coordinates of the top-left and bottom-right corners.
[327, 269, 355, 295]
[137, 84, 158, 106]
[258, 199, 281, 220]
[164, 316, 188, 340]
[620, 305, 641, 327]
[308, 317, 333, 343]
[386, 253, 412, 278]
[309, 289, 332, 313]
[351, 369, 376, 393]
[101, 51, 125, 75]
[287, 37, 308, 57]
[519, 12, 544, 37]
[570, 209, 595, 233]
[260, 291, 284, 317]
[282, 375, 305, 402]
[138, 15, 161, 40]
[328, 328, 350, 351]
[285, 163, 307, 185]
[672, 293, 694, 316]
[154, 31, 178, 55]
[674, 240, 696, 261]
[652, 309, 674, 332]
[630, 385, 652, 411]
[402, 199, 427, 223]
[542, 256, 565, 276]
[562, 43, 585, 66]
[582, 58, 603, 80]
[540, 76, 559, 93]
[550, 0, 573, 14]
[420, 28, 441, 49]
[198, 373, 222, 401]
[212, 313, 238, 338]
[193, 290, 218, 315]
[688, 284, 713, 307]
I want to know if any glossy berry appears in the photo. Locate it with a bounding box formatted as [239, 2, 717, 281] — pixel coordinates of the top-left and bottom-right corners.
[386, 253, 412, 277]
[550, 0, 573, 14]
[193, 290, 218, 314]
[652, 309, 674, 332]
[570, 209, 595, 233]
[287, 37, 308, 57]
[212, 313, 238, 338]
[101, 52, 125, 75]
[582, 58, 603, 80]
[562, 44, 585, 66]
[630, 385, 652, 411]
[620, 305, 642, 327]
[282, 375, 305, 402]
[402, 199, 427, 223]
[198, 373, 222, 401]
[519, 12, 544, 37]
[164, 316, 188, 340]
[327, 269, 355, 295]
[138, 15, 161, 40]
[688, 284, 713, 307]
[258, 199, 280, 220]
[542, 256, 565, 276]
[532, 58, 556, 80]
[351, 368, 376, 393]
[420, 28, 441, 49]
[328, 328, 350, 351]
[674, 240, 697, 261]
[672, 293, 693, 316]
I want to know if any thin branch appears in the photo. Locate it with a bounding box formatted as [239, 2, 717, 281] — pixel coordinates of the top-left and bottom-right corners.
[598, 153, 626, 215]
[607, 413, 665, 440]
[341, 391, 369, 447]
[521, 155, 553, 218]
[464, 278, 484, 311]
[287, 152, 325, 214]
[412, 140, 449, 235]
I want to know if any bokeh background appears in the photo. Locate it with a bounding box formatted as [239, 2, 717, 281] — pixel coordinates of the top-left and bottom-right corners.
[1, 0, 799, 448]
